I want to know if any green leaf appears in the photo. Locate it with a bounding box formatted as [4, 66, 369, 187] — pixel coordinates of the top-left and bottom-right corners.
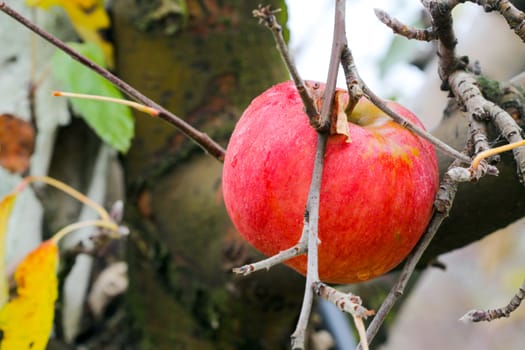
[51, 42, 134, 152]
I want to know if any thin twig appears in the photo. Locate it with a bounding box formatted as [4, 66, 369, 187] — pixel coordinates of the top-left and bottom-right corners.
[292, 0, 348, 344]
[340, 46, 470, 163]
[449, 70, 525, 182]
[313, 282, 373, 319]
[291, 132, 327, 350]
[277, 0, 345, 347]
[460, 278, 525, 322]
[470, 0, 525, 42]
[359, 154, 464, 349]
[252, 5, 322, 129]
[374, 8, 438, 41]
[353, 316, 369, 350]
[232, 226, 308, 276]
[0, 2, 226, 161]
[421, 0, 463, 85]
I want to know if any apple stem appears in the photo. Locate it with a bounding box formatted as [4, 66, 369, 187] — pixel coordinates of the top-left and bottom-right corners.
[340, 46, 471, 164]
[53, 91, 160, 116]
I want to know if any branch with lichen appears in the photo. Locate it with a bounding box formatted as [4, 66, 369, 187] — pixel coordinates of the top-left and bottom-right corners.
[446, 71, 525, 182]
[367, 1, 525, 344]
[375, 2, 525, 183]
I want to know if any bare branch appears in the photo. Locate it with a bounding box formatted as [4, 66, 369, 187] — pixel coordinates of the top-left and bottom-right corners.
[340, 46, 470, 163]
[292, 1, 349, 348]
[0, 2, 226, 161]
[359, 153, 464, 349]
[460, 278, 525, 322]
[471, 0, 525, 42]
[253, 5, 323, 130]
[313, 282, 374, 319]
[292, 0, 348, 343]
[421, 0, 464, 85]
[290, 132, 327, 350]
[449, 71, 525, 182]
[232, 227, 307, 276]
[374, 8, 437, 41]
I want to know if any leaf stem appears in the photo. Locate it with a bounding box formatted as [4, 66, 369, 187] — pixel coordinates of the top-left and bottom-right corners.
[53, 91, 160, 116]
[21, 175, 111, 221]
[51, 220, 119, 244]
[471, 139, 525, 169]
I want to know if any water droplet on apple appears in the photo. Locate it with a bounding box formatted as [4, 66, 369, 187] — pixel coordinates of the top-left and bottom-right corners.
[356, 270, 371, 281]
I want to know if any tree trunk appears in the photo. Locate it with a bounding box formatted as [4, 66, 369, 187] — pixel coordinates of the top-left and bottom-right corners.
[112, 1, 305, 348]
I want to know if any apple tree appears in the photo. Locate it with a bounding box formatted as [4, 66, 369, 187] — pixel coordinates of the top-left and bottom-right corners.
[0, 0, 525, 349]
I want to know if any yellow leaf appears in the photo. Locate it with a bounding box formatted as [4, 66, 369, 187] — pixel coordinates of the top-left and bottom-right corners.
[26, 0, 114, 68]
[0, 240, 58, 350]
[0, 193, 17, 308]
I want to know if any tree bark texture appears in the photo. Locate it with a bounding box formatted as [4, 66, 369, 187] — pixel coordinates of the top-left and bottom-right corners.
[422, 85, 525, 265]
[112, 1, 305, 349]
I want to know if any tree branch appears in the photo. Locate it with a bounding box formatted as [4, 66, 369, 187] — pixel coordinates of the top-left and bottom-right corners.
[422, 0, 463, 86]
[340, 46, 470, 163]
[250, 2, 375, 349]
[290, 132, 327, 350]
[449, 71, 525, 182]
[359, 152, 464, 348]
[460, 278, 525, 322]
[232, 226, 307, 276]
[471, 0, 525, 42]
[0, 2, 226, 161]
[374, 8, 437, 41]
[252, 5, 323, 130]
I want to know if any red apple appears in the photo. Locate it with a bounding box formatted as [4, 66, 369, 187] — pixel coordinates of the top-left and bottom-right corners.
[222, 81, 439, 284]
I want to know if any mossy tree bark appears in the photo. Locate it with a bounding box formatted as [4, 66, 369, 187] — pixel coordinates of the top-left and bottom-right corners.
[112, 1, 305, 349]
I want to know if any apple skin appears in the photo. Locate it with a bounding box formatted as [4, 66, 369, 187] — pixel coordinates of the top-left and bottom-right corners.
[222, 81, 439, 284]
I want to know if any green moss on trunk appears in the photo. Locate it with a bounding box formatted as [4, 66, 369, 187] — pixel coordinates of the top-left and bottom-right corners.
[113, 1, 305, 348]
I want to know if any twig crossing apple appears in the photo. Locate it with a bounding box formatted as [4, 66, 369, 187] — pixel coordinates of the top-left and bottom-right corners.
[222, 81, 440, 284]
